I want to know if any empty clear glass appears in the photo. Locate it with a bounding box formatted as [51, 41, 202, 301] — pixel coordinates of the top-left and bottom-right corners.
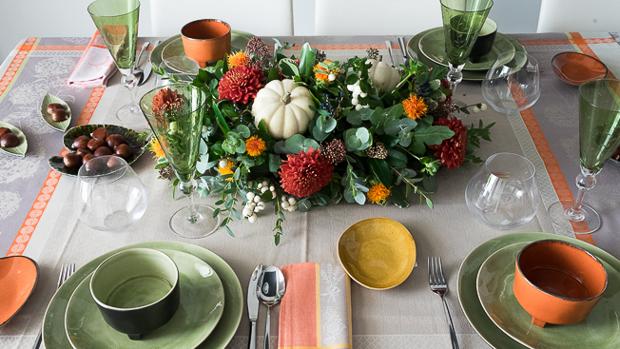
[482, 51, 540, 114]
[465, 153, 539, 229]
[78, 155, 148, 231]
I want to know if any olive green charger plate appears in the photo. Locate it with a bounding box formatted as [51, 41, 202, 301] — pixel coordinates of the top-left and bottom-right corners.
[408, 30, 527, 81]
[457, 232, 620, 349]
[476, 242, 620, 349]
[65, 249, 225, 349]
[151, 30, 253, 75]
[43, 242, 243, 349]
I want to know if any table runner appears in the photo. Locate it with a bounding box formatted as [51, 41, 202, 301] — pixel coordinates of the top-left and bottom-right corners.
[0, 33, 618, 349]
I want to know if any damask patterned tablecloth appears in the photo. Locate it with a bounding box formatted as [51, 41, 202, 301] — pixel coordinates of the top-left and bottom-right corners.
[0, 34, 618, 349]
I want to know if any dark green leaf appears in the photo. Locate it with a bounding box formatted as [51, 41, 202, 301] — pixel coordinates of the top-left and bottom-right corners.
[369, 159, 393, 186]
[414, 125, 454, 145]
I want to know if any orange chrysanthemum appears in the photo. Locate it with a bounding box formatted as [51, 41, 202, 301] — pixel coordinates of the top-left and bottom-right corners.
[367, 183, 391, 204]
[149, 138, 165, 159]
[245, 136, 266, 157]
[227, 50, 250, 68]
[402, 94, 428, 120]
[217, 159, 235, 177]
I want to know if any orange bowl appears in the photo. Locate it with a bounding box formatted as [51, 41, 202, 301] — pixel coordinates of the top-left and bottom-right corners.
[551, 52, 608, 86]
[181, 19, 231, 68]
[0, 256, 38, 326]
[513, 240, 607, 327]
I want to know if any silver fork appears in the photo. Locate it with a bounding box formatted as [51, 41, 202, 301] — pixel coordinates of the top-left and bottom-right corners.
[32, 263, 76, 349]
[428, 256, 459, 349]
[384, 40, 396, 67]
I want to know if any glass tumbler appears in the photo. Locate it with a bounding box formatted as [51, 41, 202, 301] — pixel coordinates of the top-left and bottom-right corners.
[78, 155, 148, 231]
[465, 153, 539, 229]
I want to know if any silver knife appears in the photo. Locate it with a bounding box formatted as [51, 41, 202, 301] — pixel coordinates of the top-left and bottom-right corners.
[385, 40, 396, 67]
[248, 264, 263, 349]
[397, 36, 410, 66]
[140, 40, 160, 86]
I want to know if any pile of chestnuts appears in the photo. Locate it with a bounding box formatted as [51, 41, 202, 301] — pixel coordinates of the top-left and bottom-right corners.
[62, 127, 133, 169]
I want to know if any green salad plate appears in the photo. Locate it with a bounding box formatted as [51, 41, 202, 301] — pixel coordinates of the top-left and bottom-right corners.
[0, 121, 28, 157]
[458, 232, 620, 349]
[65, 249, 225, 349]
[407, 30, 527, 81]
[476, 242, 620, 349]
[151, 30, 253, 75]
[43, 241, 243, 349]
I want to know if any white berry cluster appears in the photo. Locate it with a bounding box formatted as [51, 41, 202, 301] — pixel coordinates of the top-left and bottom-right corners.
[242, 181, 276, 223]
[280, 195, 298, 212]
[347, 80, 369, 111]
[469, 102, 488, 113]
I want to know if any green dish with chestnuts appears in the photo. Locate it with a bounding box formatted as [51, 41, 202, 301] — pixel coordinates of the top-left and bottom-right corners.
[0, 121, 28, 157]
[41, 94, 72, 132]
[48, 124, 151, 176]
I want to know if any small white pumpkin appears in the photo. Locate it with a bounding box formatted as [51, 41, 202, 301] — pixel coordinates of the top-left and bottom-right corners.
[252, 79, 315, 139]
[367, 59, 401, 92]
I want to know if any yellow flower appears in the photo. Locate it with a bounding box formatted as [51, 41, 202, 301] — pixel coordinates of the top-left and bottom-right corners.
[227, 50, 250, 68]
[149, 138, 165, 159]
[245, 135, 266, 157]
[217, 160, 235, 179]
[402, 94, 428, 120]
[367, 183, 391, 205]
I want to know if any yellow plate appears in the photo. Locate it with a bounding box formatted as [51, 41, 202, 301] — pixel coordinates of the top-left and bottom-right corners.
[337, 218, 416, 290]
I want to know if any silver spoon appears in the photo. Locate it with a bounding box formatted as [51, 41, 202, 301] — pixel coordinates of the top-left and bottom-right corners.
[133, 41, 150, 84]
[257, 265, 286, 349]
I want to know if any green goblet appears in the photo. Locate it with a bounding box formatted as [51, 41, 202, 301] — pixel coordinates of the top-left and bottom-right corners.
[549, 79, 620, 235]
[88, 0, 140, 122]
[140, 84, 219, 239]
[440, 0, 493, 91]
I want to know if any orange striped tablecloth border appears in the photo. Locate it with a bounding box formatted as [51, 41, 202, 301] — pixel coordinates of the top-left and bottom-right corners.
[0, 37, 37, 98]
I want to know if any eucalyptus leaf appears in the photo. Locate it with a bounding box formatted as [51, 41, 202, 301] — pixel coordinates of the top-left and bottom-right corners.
[269, 154, 281, 172]
[344, 127, 372, 151]
[414, 125, 454, 145]
[387, 149, 408, 168]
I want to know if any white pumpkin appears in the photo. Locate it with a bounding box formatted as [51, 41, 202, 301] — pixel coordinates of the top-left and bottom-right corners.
[367, 59, 401, 92]
[252, 79, 315, 139]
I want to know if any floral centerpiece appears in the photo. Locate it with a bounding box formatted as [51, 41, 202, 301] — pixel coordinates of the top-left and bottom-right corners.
[151, 37, 493, 244]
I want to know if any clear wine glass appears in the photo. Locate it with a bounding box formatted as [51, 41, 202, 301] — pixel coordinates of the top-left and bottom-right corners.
[78, 155, 148, 231]
[482, 51, 540, 115]
[465, 152, 540, 229]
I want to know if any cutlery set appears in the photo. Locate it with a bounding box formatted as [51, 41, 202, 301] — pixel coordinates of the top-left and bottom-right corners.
[133, 40, 158, 86]
[247, 265, 286, 349]
[385, 36, 411, 67]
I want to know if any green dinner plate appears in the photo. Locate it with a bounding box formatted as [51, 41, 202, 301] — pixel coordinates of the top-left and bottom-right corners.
[418, 28, 515, 71]
[0, 121, 28, 157]
[65, 249, 225, 349]
[151, 30, 253, 75]
[43, 241, 243, 349]
[407, 31, 527, 81]
[476, 242, 620, 349]
[458, 232, 620, 349]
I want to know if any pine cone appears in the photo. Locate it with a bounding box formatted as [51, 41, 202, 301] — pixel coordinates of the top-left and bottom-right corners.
[321, 139, 346, 165]
[366, 142, 388, 159]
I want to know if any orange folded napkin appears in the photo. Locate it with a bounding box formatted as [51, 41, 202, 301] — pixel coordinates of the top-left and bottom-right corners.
[67, 32, 116, 87]
[278, 263, 352, 349]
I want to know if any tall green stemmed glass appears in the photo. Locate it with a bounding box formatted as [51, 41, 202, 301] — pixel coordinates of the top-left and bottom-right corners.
[549, 79, 620, 235]
[140, 84, 219, 239]
[440, 0, 493, 91]
[88, 0, 140, 122]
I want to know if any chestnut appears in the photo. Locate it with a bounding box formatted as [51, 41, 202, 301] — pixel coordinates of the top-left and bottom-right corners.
[91, 127, 108, 141]
[63, 152, 82, 169]
[47, 103, 64, 115]
[72, 135, 90, 150]
[82, 153, 95, 163]
[0, 127, 10, 138]
[0, 133, 19, 148]
[114, 143, 133, 159]
[94, 146, 113, 157]
[87, 138, 104, 151]
[51, 109, 67, 122]
[76, 148, 91, 157]
[106, 134, 127, 148]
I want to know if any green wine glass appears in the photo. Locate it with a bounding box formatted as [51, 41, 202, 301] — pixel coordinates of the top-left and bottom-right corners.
[440, 0, 493, 91]
[140, 84, 219, 239]
[549, 79, 620, 235]
[88, 0, 140, 122]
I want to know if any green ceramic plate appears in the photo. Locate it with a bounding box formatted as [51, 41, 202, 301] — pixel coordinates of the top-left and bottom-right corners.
[407, 32, 527, 81]
[458, 232, 620, 349]
[0, 121, 27, 157]
[151, 30, 253, 75]
[65, 249, 225, 349]
[418, 28, 515, 71]
[43, 241, 243, 349]
[41, 94, 72, 132]
[48, 124, 151, 176]
[476, 242, 620, 349]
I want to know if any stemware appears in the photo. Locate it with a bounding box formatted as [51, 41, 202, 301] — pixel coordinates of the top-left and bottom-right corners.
[549, 79, 620, 234]
[140, 83, 219, 239]
[88, 0, 140, 122]
[482, 51, 540, 114]
[439, 0, 494, 91]
[465, 152, 540, 229]
[78, 155, 148, 231]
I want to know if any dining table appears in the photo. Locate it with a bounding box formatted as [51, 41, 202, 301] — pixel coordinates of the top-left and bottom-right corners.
[0, 32, 619, 349]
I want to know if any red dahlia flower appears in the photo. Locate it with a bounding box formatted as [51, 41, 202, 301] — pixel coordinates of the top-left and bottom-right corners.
[279, 149, 334, 198]
[217, 65, 264, 104]
[431, 117, 467, 169]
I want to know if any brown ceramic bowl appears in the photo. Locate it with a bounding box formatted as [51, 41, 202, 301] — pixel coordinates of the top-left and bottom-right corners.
[551, 52, 608, 86]
[513, 239, 607, 327]
[181, 19, 231, 68]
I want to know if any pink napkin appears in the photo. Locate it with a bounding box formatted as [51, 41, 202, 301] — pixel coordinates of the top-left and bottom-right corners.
[278, 263, 352, 349]
[67, 32, 116, 87]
